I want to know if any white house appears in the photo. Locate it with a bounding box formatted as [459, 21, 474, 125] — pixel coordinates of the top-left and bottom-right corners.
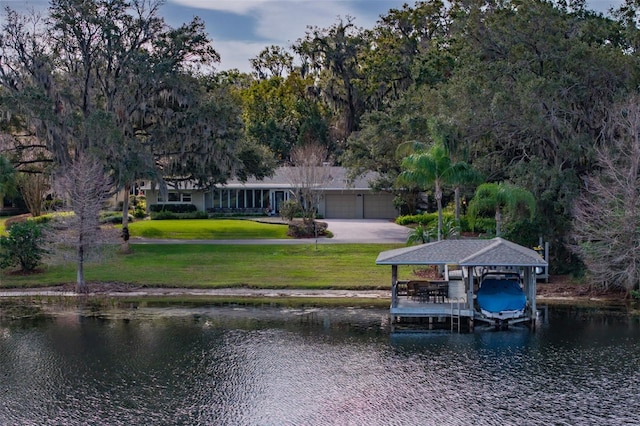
[141, 166, 398, 219]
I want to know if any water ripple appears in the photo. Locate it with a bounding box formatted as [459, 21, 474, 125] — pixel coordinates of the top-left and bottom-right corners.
[0, 307, 639, 425]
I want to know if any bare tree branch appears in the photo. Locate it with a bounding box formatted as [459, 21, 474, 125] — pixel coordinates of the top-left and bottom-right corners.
[51, 153, 117, 293]
[570, 95, 640, 294]
[285, 143, 331, 226]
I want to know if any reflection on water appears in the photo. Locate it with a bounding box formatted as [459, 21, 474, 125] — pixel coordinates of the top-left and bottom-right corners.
[0, 305, 639, 425]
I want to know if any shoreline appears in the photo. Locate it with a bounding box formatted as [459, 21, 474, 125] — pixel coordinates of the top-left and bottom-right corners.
[0, 278, 630, 308]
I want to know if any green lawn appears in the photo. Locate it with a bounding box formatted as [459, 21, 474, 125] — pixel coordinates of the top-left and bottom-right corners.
[0, 243, 403, 289]
[126, 219, 290, 239]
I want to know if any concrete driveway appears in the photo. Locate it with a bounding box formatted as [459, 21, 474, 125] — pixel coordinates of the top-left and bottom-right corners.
[322, 219, 409, 243]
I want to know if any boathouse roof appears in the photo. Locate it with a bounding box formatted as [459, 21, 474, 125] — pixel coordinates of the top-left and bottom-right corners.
[375, 237, 547, 268]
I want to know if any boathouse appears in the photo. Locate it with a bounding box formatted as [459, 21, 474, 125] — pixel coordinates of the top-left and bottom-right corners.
[375, 237, 548, 331]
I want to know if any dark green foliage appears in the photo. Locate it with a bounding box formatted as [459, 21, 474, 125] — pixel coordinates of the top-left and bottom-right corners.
[397, 212, 494, 235]
[406, 224, 436, 245]
[0, 220, 46, 272]
[469, 218, 496, 236]
[395, 212, 439, 226]
[149, 204, 198, 213]
[151, 210, 208, 220]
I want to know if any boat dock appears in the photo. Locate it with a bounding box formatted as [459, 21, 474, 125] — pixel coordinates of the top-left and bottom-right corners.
[376, 238, 548, 332]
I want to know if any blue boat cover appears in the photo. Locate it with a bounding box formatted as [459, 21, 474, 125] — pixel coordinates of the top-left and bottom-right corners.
[476, 279, 526, 313]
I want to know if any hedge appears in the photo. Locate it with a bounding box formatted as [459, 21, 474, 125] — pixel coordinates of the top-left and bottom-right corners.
[149, 204, 197, 213]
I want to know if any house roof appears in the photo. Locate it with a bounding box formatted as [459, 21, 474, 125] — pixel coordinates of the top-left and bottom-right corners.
[375, 237, 547, 268]
[139, 166, 380, 192]
[223, 166, 376, 191]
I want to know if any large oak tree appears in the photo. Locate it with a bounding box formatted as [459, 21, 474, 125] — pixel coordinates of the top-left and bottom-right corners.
[0, 0, 269, 247]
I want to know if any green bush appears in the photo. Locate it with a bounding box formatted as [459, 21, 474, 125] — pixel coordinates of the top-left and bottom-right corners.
[150, 210, 208, 220]
[0, 220, 47, 272]
[469, 217, 496, 235]
[458, 216, 471, 232]
[130, 195, 147, 218]
[99, 212, 134, 224]
[151, 210, 177, 220]
[395, 212, 439, 226]
[149, 204, 197, 213]
[279, 199, 301, 222]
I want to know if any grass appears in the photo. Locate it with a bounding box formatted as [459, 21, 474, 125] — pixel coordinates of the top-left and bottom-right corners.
[126, 218, 290, 239]
[0, 243, 403, 289]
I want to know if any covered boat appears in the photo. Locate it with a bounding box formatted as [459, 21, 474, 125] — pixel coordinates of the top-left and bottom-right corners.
[476, 272, 527, 321]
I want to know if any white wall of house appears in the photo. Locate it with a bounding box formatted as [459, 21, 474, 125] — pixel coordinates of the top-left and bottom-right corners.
[144, 189, 204, 212]
[138, 171, 398, 219]
[142, 188, 397, 218]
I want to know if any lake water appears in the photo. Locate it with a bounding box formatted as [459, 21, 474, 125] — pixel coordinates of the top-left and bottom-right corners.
[0, 304, 639, 425]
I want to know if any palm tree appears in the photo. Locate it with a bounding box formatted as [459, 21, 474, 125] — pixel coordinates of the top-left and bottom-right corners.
[398, 142, 477, 240]
[406, 223, 436, 245]
[467, 182, 536, 237]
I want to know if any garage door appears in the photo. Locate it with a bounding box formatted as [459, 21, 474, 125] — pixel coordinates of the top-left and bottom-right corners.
[325, 194, 357, 218]
[364, 194, 397, 219]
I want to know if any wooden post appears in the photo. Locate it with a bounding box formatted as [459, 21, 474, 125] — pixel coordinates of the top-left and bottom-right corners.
[391, 265, 398, 308]
[463, 266, 475, 332]
[524, 267, 537, 330]
[530, 266, 537, 328]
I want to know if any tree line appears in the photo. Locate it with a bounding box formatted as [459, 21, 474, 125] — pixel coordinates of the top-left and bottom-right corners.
[1, 0, 640, 294]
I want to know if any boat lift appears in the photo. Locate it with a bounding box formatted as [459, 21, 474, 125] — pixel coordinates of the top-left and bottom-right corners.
[376, 238, 548, 332]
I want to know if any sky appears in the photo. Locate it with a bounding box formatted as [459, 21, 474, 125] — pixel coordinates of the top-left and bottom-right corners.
[0, 0, 627, 73]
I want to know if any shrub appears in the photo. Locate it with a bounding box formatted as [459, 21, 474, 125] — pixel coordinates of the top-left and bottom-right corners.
[150, 210, 208, 220]
[406, 224, 435, 245]
[150, 210, 177, 220]
[130, 195, 147, 218]
[469, 217, 496, 235]
[286, 220, 328, 238]
[279, 199, 301, 222]
[0, 220, 47, 272]
[395, 212, 439, 226]
[458, 216, 471, 233]
[149, 203, 197, 213]
[99, 212, 134, 224]
[190, 211, 209, 219]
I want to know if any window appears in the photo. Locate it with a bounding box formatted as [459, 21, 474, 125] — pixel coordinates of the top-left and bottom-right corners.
[238, 190, 246, 208]
[158, 192, 192, 203]
[222, 190, 232, 208]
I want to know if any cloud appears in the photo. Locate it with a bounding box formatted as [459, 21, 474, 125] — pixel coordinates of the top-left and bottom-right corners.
[171, 0, 345, 17]
[170, 1, 379, 42]
[251, 2, 357, 44]
[214, 40, 268, 72]
[170, 0, 271, 14]
[169, 0, 386, 71]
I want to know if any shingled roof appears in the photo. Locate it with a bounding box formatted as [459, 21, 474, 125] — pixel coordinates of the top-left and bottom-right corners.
[223, 166, 376, 190]
[376, 237, 547, 268]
